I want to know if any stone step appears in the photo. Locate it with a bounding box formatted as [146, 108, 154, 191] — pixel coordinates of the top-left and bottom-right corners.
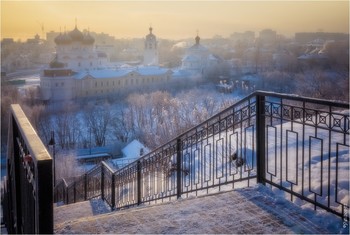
[54, 198, 111, 226]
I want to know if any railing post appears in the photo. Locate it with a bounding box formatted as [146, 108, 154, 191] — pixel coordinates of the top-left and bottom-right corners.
[64, 185, 67, 204]
[176, 138, 182, 198]
[111, 174, 115, 209]
[84, 173, 87, 201]
[137, 160, 142, 205]
[73, 181, 76, 203]
[256, 94, 266, 185]
[37, 160, 53, 233]
[101, 165, 104, 200]
[12, 123, 22, 234]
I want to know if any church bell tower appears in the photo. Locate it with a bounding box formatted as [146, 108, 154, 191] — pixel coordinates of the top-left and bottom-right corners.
[143, 26, 159, 66]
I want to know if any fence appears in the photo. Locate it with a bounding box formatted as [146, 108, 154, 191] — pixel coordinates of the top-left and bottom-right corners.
[2, 104, 53, 234]
[54, 91, 349, 219]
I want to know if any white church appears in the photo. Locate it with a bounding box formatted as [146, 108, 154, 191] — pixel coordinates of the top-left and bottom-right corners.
[173, 34, 220, 79]
[40, 25, 171, 101]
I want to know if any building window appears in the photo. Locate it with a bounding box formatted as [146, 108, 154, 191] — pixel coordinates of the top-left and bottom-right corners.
[107, 81, 109, 86]
[90, 62, 93, 67]
[101, 81, 103, 86]
[113, 81, 115, 86]
[61, 82, 64, 86]
[78, 62, 81, 67]
[55, 83, 58, 87]
[95, 82, 97, 87]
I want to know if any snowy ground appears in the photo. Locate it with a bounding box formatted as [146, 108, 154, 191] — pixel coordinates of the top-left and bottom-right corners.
[54, 185, 348, 234]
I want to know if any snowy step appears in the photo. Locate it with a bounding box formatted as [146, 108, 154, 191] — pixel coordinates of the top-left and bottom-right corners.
[54, 186, 346, 234]
[54, 198, 111, 227]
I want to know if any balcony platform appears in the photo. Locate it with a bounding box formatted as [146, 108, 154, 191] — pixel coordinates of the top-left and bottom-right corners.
[54, 185, 345, 234]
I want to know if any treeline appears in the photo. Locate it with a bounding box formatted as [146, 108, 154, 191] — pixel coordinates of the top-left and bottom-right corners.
[12, 89, 237, 153]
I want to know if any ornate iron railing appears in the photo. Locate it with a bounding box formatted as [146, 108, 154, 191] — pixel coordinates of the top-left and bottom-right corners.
[53, 91, 349, 220]
[2, 104, 53, 234]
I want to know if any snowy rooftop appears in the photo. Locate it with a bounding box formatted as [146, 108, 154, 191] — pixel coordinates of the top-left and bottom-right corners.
[182, 54, 199, 62]
[171, 68, 202, 79]
[188, 43, 208, 52]
[75, 66, 171, 80]
[54, 185, 346, 234]
[121, 139, 150, 160]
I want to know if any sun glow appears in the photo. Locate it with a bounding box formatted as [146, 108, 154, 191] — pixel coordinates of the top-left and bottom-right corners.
[1, 1, 349, 40]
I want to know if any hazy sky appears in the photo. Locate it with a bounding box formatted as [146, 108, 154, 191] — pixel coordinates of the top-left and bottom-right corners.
[1, 0, 349, 40]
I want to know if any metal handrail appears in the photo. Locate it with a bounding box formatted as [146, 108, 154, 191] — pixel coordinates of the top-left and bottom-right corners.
[53, 91, 349, 220]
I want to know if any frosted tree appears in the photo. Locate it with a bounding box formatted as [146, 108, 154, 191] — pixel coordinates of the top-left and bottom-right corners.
[84, 103, 112, 147]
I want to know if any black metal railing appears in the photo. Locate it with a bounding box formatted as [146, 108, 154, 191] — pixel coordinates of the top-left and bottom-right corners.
[54, 91, 349, 220]
[2, 104, 53, 234]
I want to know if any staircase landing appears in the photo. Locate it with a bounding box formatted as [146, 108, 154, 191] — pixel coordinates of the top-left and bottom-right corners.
[54, 185, 345, 234]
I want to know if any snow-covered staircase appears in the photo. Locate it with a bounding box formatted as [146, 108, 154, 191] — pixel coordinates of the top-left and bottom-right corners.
[54, 186, 344, 234]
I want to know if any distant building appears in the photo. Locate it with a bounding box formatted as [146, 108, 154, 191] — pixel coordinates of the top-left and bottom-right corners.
[40, 25, 172, 101]
[297, 38, 329, 67]
[230, 31, 255, 45]
[259, 29, 277, 46]
[1, 38, 14, 45]
[26, 34, 42, 44]
[295, 32, 349, 44]
[2, 53, 33, 72]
